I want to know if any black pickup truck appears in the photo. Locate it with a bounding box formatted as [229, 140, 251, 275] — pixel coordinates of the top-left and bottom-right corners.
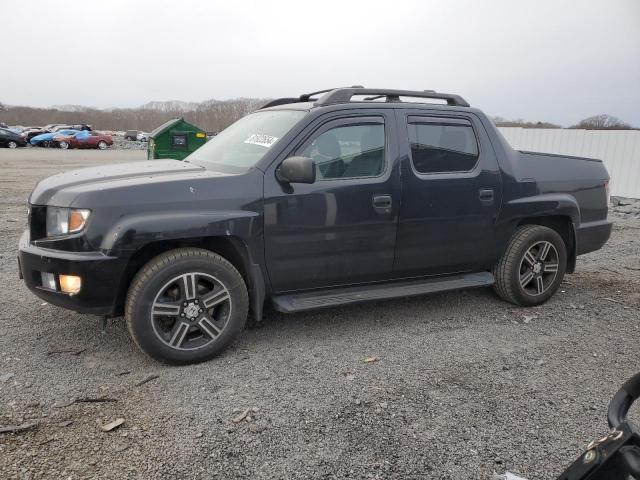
[18, 87, 612, 364]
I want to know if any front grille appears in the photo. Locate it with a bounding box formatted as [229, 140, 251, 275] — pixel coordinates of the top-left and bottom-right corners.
[29, 205, 47, 241]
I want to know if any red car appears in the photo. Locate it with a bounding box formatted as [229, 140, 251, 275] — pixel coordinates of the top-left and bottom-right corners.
[54, 131, 113, 150]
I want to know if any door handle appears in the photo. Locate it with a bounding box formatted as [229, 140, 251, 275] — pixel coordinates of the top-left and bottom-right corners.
[372, 194, 392, 213]
[479, 188, 494, 205]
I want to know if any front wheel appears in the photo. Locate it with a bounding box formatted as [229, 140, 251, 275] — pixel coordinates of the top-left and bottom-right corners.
[97, 140, 108, 150]
[7, 141, 17, 149]
[125, 248, 249, 364]
[58, 141, 69, 149]
[493, 225, 567, 306]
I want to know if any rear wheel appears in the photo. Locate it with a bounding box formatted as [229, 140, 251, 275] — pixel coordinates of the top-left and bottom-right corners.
[58, 141, 69, 149]
[7, 141, 17, 149]
[97, 140, 108, 150]
[125, 248, 249, 364]
[493, 225, 567, 306]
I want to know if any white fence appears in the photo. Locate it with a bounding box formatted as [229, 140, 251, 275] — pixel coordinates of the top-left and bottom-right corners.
[497, 128, 640, 199]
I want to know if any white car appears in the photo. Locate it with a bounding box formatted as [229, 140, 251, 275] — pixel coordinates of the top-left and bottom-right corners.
[136, 132, 149, 142]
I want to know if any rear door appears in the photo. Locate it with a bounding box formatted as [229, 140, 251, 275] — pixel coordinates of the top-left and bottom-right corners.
[263, 109, 401, 292]
[393, 111, 502, 277]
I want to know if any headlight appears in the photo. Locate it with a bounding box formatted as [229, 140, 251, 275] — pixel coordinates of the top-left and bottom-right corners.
[46, 207, 91, 237]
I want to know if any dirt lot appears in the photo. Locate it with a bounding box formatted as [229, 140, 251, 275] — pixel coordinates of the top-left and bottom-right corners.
[1, 148, 640, 480]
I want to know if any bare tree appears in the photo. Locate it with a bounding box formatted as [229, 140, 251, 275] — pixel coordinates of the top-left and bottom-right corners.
[491, 116, 560, 129]
[0, 98, 270, 132]
[572, 114, 632, 130]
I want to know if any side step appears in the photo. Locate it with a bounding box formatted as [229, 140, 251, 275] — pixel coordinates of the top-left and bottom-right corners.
[271, 272, 494, 313]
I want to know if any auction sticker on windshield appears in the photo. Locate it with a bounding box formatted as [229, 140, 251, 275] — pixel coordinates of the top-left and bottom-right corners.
[244, 134, 279, 148]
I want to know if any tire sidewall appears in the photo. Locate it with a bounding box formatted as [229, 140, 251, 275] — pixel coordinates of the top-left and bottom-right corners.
[128, 255, 248, 364]
[508, 227, 567, 306]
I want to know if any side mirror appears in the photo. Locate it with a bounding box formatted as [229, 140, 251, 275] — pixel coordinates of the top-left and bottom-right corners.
[277, 156, 316, 184]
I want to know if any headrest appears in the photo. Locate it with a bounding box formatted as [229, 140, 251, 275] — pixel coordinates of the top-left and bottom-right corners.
[440, 130, 467, 153]
[316, 133, 341, 159]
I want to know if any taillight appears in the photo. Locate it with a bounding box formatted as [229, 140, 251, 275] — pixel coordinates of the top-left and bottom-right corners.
[604, 179, 610, 202]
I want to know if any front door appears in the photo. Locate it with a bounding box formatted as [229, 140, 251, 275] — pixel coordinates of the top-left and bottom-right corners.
[394, 112, 502, 277]
[264, 110, 400, 292]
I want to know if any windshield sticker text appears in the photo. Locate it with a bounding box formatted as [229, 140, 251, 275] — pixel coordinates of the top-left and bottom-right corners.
[244, 134, 279, 148]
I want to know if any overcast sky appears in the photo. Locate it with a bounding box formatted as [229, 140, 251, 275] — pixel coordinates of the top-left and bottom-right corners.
[2, 0, 639, 126]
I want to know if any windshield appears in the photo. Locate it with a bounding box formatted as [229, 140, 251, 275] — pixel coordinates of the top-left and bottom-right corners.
[187, 110, 307, 172]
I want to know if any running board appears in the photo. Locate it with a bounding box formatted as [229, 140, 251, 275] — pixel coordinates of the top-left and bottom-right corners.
[271, 272, 494, 313]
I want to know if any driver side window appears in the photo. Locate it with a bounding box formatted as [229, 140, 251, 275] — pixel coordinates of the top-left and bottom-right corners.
[300, 122, 385, 180]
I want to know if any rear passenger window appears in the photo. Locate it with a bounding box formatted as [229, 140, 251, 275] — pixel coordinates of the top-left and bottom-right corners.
[301, 123, 385, 180]
[408, 123, 479, 174]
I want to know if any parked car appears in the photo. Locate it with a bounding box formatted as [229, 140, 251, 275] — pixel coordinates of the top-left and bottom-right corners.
[54, 131, 113, 150]
[136, 132, 149, 142]
[124, 130, 139, 141]
[42, 124, 66, 132]
[30, 129, 81, 147]
[22, 127, 48, 142]
[18, 87, 612, 364]
[51, 124, 92, 133]
[0, 128, 27, 148]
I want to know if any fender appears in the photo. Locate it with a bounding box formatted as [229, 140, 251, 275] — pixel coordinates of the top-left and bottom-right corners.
[500, 192, 580, 272]
[100, 210, 262, 254]
[502, 192, 581, 226]
[103, 210, 267, 321]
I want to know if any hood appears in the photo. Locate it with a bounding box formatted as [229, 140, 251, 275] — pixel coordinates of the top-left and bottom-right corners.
[29, 159, 222, 206]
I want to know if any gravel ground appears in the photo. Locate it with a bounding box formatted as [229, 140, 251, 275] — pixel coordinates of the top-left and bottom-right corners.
[1, 148, 639, 480]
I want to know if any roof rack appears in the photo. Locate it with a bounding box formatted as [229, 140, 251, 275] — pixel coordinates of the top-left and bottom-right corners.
[260, 86, 365, 109]
[259, 87, 469, 109]
[316, 88, 469, 107]
[259, 98, 301, 109]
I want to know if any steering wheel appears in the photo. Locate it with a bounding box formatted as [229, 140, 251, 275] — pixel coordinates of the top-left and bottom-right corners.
[557, 372, 640, 479]
[608, 372, 640, 429]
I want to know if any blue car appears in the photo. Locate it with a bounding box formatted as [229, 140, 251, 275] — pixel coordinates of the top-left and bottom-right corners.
[30, 129, 81, 147]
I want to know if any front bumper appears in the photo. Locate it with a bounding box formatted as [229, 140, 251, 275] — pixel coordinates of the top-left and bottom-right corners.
[18, 230, 125, 315]
[576, 219, 613, 256]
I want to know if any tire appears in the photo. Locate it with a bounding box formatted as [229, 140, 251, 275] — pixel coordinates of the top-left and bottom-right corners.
[58, 141, 69, 150]
[7, 141, 17, 149]
[125, 248, 249, 364]
[493, 225, 567, 307]
[97, 141, 108, 150]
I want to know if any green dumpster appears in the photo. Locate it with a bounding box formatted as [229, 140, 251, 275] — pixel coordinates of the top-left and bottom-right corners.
[147, 117, 207, 160]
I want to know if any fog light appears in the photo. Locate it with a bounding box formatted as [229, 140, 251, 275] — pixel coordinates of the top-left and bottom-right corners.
[59, 275, 81, 295]
[41, 272, 57, 290]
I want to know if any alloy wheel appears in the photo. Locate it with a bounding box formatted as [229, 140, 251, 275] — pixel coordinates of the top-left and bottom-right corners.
[150, 272, 232, 351]
[518, 240, 559, 296]
[8, 141, 17, 149]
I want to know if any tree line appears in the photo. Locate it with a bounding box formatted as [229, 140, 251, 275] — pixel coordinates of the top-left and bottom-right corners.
[0, 99, 636, 132]
[493, 114, 636, 130]
[0, 98, 268, 133]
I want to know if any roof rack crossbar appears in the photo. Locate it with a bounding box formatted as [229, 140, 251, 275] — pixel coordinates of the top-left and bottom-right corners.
[260, 98, 301, 109]
[299, 85, 364, 102]
[316, 88, 470, 107]
[260, 86, 365, 109]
